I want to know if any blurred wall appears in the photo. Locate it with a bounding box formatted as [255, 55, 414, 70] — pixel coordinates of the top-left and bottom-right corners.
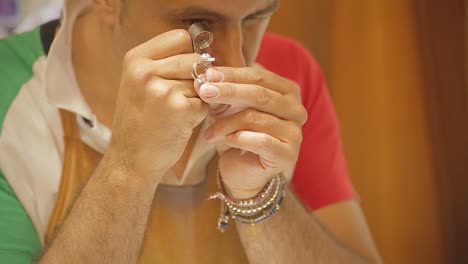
[466, 0, 468, 107]
[268, 0, 331, 79]
[329, 2, 447, 263]
[415, 1, 468, 262]
[269, 1, 468, 263]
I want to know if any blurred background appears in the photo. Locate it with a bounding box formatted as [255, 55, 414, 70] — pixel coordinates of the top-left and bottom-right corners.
[270, 1, 468, 264]
[1, 0, 467, 263]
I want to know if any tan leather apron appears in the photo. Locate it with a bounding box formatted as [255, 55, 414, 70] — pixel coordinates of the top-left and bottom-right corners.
[45, 110, 248, 263]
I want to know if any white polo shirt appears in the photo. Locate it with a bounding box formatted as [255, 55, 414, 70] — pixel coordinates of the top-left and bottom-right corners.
[0, 0, 219, 246]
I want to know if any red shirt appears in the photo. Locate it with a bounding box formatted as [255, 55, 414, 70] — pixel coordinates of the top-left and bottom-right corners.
[256, 33, 355, 210]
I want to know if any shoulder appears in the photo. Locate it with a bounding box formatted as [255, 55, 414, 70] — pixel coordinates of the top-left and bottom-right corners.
[0, 170, 41, 262]
[257, 33, 322, 81]
[258, 34, 356, 210]
[0, 26, 63, 241]
[0, 27, 45, 133]
[256, 32, 325, 107]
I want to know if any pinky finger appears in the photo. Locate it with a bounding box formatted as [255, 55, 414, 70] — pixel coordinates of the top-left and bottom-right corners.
[224, 131, 290, 168]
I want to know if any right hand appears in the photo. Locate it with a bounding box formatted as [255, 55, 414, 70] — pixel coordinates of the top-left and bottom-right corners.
[106, 29, 208, 180]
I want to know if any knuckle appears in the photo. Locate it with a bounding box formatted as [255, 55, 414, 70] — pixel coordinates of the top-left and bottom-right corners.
[225, 83, 237, 99]
[173, 98, 191, 112]
[245, 109, 264, 127]
[256, 86, 271, 106]
[147, 80, 172, 99]
[123, 48, 138, 64]
[258, 134, 273, 150]
[172, 29, 192, 47]
[288, 80, 301, 95]
[290, 125, 303, 144]
[300, 107, 309, 125]
[286, 147, 300, 165]
[291, 104, 308, 125]
[126, 60, 150, 83]
[249, 68, 265, 84]
[168, 58, 183, 72]
[174, 53, 198, 68]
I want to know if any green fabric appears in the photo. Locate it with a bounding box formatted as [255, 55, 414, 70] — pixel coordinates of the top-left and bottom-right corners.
[0, 27, 44, 133]
[0, 171, 41, 263]
[0, 29, 45, 263]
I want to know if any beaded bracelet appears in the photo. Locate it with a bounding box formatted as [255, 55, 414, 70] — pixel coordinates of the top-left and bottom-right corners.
[209, 169, 286, 232]
[209, 169, 278, 208]
[232, 191, 285, 225]
[225, 176, 282, 216]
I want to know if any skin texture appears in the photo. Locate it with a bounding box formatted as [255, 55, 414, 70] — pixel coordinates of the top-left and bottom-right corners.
[39, 0, 383, 263]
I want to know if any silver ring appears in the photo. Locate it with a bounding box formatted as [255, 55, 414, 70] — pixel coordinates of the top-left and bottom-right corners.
[192, 53, 215, 84]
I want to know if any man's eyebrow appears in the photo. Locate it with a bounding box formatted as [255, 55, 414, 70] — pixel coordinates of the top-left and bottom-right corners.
[247, 0, 280, 18]
[166, 6, 225, 20]
[166, 0, 280, 19]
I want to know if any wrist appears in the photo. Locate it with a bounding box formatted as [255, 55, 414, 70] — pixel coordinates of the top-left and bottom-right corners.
[209, 173, 286, 232]
[225, 187, 264, 200]
[101, 149, 165, 186]
[218, 170, 272, 200]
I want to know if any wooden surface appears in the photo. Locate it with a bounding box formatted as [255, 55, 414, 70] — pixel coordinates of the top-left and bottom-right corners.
[268, 1, 468, 263]
[268, 0, 332, 78]
[466, 0, 468, 116]
[415, 0, 468, 263]
[329, 2, 447, 263]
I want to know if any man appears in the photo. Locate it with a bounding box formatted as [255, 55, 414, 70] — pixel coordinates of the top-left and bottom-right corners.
[0, 0, 382, 263]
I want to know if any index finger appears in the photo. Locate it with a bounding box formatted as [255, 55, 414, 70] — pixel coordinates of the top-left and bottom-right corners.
[207, 67, 293, 95]
[127, 29, 194, 60]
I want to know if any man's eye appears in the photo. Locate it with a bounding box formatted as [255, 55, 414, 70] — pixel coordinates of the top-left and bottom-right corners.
[244, 16, 270, 24]
[251, 16, 270, 21]
[182, 19, 209, 26]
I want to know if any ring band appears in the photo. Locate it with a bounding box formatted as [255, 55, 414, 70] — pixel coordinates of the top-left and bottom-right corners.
[192, 53, 215, 84]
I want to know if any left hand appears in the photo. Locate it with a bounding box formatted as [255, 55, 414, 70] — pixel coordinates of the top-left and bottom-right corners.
[196, 67, 308, 199]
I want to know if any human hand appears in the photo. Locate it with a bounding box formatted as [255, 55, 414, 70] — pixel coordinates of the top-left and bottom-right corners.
[107, 30, 209, 181]
[197, 67, 307, 199]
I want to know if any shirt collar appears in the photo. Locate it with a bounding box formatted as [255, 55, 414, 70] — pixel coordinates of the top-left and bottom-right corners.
[44, 0, 94, 122]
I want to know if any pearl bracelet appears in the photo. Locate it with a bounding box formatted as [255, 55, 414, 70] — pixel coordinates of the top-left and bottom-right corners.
[209, 171, 278, 209]
[209, 169, 286, 232]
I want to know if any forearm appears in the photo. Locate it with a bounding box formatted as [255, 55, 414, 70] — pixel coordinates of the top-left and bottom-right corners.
[39, 155, 160, 264]
[236, 187, 368, 264]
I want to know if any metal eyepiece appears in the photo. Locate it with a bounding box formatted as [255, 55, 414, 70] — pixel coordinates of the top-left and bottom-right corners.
[188, 22, 214, 53]
[189, 22, 215, 84]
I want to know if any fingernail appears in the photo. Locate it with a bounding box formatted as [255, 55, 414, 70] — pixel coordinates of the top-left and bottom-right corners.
[200, 83, 219, 98]
[206, 68, 225, 82]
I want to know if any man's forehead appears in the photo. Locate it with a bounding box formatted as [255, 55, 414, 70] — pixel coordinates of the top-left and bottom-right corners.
[157, 0, 279, 19]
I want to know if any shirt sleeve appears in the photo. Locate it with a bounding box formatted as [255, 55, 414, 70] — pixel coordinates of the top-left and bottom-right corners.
[256, 33, 356, 211]
[0, 170, 41, 263]
[289, 42, 356, 210]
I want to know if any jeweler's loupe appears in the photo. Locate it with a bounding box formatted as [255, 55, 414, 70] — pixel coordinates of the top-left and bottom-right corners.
[188, 23, 215, 84]
[188, 23, 214, 53]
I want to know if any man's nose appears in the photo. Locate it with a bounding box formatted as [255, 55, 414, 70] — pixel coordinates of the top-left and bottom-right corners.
[211, 27, 246, 68]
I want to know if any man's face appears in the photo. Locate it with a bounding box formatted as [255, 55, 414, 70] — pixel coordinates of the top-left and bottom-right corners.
[113, 0, 279, 67]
